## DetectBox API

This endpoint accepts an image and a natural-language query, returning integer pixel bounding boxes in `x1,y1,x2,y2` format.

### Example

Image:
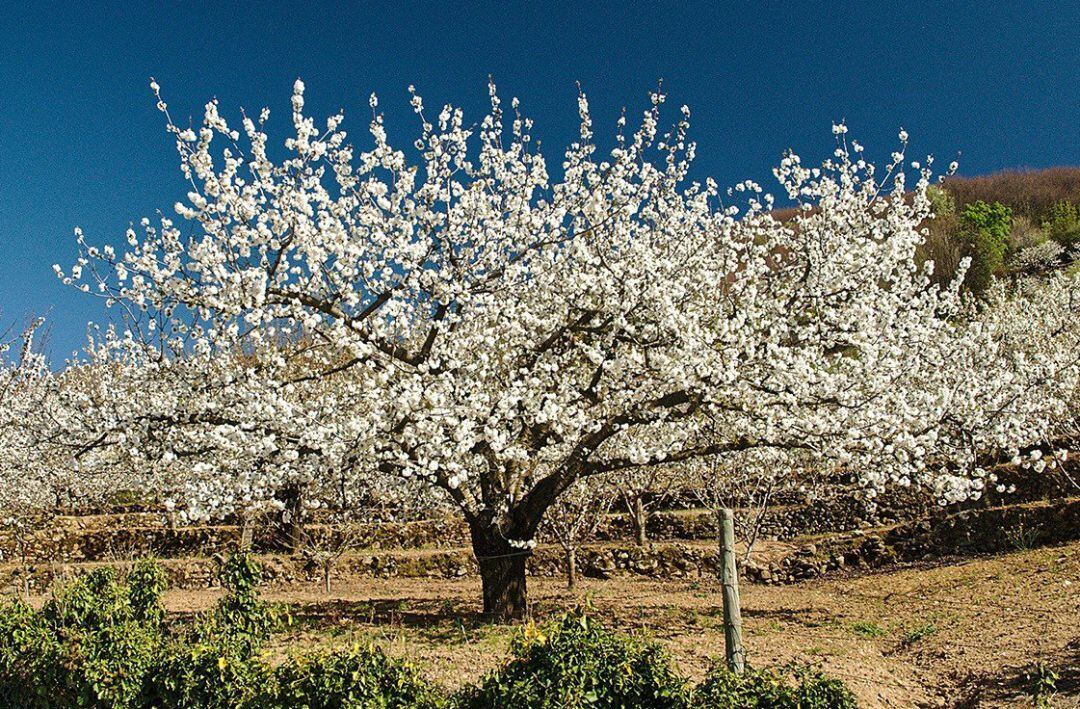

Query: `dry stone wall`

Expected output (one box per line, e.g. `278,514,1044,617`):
4,498,1075,594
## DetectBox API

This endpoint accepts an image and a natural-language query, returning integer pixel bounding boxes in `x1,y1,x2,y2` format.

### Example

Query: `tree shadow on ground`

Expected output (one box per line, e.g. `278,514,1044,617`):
954,638,1080,707
287,597,483,631
740,606,828,622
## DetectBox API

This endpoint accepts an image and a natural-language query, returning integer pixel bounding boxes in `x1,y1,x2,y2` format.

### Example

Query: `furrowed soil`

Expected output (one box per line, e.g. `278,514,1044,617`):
155,540,1079,708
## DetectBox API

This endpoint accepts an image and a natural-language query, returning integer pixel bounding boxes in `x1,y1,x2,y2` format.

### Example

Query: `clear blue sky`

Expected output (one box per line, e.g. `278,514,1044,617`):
2,1,1078,357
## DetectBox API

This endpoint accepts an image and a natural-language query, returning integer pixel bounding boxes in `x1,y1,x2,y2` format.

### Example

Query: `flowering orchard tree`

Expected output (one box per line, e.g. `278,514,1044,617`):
63,79,1077,618
614,464,682,547
59,326,395,546
963,273,1080,491
542,474,614,589
0,320,54,521
0,324,213,519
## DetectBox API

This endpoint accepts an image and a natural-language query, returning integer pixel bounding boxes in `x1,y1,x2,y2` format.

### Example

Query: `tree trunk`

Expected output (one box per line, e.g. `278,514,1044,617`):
566,546,578,589
238,514,254,551
277,483,306,554
470,523,529,621
16,538,30,601
633,496,648,546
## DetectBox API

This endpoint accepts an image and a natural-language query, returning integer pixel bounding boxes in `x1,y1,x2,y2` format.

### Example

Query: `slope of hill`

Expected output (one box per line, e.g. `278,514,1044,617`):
943,167,1080,221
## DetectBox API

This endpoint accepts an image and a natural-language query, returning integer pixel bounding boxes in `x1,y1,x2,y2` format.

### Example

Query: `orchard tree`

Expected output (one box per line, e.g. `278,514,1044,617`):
62,79,1078,619
614,464,681,547
542,474,614,589
691,450,791,565
0,319,54,588
60,327,392,551
956,272,1080,495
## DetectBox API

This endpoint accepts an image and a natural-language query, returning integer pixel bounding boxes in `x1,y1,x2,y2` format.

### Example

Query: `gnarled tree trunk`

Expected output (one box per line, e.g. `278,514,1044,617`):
469,522,529,621
276,483,307,554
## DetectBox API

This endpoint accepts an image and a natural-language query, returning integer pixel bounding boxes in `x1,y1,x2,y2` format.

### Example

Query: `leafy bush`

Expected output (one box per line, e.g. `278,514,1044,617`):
458,611,689,708
0,597,63,708
0,565,166,708
142,629,270,709
1042,201,1080,250
961,200,1013,246
693,666,794,707
959,200,1012,294
266,645,443,709
141,552,281,708
0,555,278,709
0,567,857,709
127,558,168,624
693,663,857,708
207,552,281,649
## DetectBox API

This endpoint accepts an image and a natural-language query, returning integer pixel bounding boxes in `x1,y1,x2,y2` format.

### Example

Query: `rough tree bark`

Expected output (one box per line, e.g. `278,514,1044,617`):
470,522,529,621
462,463,578,620
277,483,307,554
238,512,254,551
632,495,648,547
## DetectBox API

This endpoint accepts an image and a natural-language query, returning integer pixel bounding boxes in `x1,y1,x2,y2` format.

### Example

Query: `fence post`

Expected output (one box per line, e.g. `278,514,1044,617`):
720,508,745,672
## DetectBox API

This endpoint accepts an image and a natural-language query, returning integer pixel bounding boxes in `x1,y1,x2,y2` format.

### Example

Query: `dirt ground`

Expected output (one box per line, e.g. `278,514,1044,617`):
158,541,1080,708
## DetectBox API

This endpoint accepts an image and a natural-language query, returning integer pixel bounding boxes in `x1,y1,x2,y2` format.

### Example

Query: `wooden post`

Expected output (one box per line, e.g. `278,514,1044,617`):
720,508,745,672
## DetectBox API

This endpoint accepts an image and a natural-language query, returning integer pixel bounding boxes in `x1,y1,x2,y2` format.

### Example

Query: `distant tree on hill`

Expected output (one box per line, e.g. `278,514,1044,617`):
959,200,1013,294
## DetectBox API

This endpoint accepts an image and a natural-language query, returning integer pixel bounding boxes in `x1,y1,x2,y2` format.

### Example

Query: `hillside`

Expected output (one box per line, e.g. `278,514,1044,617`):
943,167,1080,221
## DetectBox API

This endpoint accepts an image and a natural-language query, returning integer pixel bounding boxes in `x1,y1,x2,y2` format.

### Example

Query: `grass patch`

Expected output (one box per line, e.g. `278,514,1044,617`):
902,622,937,645
850,621,887,639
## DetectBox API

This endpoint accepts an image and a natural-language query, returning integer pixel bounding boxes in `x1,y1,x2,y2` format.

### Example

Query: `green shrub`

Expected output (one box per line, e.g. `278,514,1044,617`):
128,558,168,625
42,566,165,707
142,629,270,709
0,565,858,709
42,566,131,630
790,666,858,708
693,665,795,707
0,598,62,708
0,565,166,709
693,663,857,708
208,552,282,650
458,611,689,709
0,555,279,709
141,553,279,708
266,645,443,709
1042,201,1080,250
